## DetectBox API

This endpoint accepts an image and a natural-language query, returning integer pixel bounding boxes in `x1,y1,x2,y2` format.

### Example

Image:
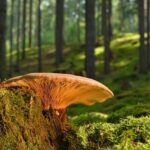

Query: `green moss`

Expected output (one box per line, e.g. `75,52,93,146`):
70,112,107,126
107,104,150,123
0,88,52,150
77,117,150,149
68,88,150,118
0,88,83,150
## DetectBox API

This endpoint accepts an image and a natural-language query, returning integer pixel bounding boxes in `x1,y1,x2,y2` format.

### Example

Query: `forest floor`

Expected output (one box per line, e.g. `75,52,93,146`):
9,33,150,149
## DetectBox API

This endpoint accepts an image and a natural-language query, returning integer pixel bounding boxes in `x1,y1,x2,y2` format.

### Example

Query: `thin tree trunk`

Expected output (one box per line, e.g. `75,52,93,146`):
35,4,39,47
138,0,148,73
76,2,81,43
147,0,150,68
119,0,125,32
101,0,105,36
108,0,112,36
0,0,7,80
102,0,110,74
9,0,15,77
22,0,27,60
96,0,101,37
77,16,81,43
37,0,42,72
55,0,64,67
85,0,95,79
16,0,21,72
108,0,113,60
29,0,33,48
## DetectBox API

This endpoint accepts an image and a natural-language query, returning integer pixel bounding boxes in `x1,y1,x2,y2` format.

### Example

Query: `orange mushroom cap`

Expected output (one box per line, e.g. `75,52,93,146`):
0,73,114,110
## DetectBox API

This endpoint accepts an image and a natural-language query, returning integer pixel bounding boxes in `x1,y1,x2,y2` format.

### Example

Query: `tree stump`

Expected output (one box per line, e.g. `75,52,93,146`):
0,88,83,150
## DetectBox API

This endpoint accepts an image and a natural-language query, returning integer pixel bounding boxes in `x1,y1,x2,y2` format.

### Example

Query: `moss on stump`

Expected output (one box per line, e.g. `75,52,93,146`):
0,88,83,150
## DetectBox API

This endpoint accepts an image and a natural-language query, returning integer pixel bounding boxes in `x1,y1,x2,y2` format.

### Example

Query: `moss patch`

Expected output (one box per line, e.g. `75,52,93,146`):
0,88,83,150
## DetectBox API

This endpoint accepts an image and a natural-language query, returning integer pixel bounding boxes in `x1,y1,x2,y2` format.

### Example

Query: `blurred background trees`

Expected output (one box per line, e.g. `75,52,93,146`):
85,0,95,78
0,0,150,80
0,0,7,80
55,0,64,67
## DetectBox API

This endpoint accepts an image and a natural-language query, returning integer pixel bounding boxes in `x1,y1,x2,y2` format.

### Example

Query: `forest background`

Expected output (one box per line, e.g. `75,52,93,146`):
0,0,150,149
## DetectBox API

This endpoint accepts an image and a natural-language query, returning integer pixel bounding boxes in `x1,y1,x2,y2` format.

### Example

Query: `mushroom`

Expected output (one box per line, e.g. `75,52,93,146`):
0,73,113,121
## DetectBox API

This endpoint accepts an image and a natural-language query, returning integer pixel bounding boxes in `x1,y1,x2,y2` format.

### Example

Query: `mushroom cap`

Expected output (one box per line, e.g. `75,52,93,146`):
1,73,114,109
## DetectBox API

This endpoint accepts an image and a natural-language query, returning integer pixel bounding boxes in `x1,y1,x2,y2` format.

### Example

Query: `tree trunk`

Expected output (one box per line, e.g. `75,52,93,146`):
85,0,95,79
16,0,21,72
37,0,42,72
96,0,101,37
102,0,110,74
55,0,64,67
147,0,150,68
0,0,7,80
108,0,112,37
76,2,81,43
22,0,27,60
34,1,39,47
9,0,15,77
107,0,113,60
138,0,148,73
29,0,33,48
0,88,83,150
119,0,125,32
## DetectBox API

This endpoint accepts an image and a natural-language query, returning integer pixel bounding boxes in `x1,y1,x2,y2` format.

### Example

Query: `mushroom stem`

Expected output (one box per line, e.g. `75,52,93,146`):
42,108,69,131
43,108,68,122
0,83,3,88
56,108,68,122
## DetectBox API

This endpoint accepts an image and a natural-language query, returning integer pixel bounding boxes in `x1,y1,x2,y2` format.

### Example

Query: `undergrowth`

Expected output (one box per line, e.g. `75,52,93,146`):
69,89,150,149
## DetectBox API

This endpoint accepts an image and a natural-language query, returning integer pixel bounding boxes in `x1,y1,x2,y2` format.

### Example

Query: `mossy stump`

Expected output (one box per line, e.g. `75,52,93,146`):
0,88,83,150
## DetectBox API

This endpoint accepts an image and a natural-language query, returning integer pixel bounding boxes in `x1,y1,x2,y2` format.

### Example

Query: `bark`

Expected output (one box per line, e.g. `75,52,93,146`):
138,0,148,73
34,3,39,47
108,0,113,60
96,0,101,37
85,0,95,79
16,0,21,72
101,0,105,36
102,0,110,74
9,0,15,77
147,0,150,68
119,0,125,32
37,0,42,72
76,2,81,43
29,0,33,48
22,0,27,60
0,0,7,80
108,0,112,37
55,0,64,67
